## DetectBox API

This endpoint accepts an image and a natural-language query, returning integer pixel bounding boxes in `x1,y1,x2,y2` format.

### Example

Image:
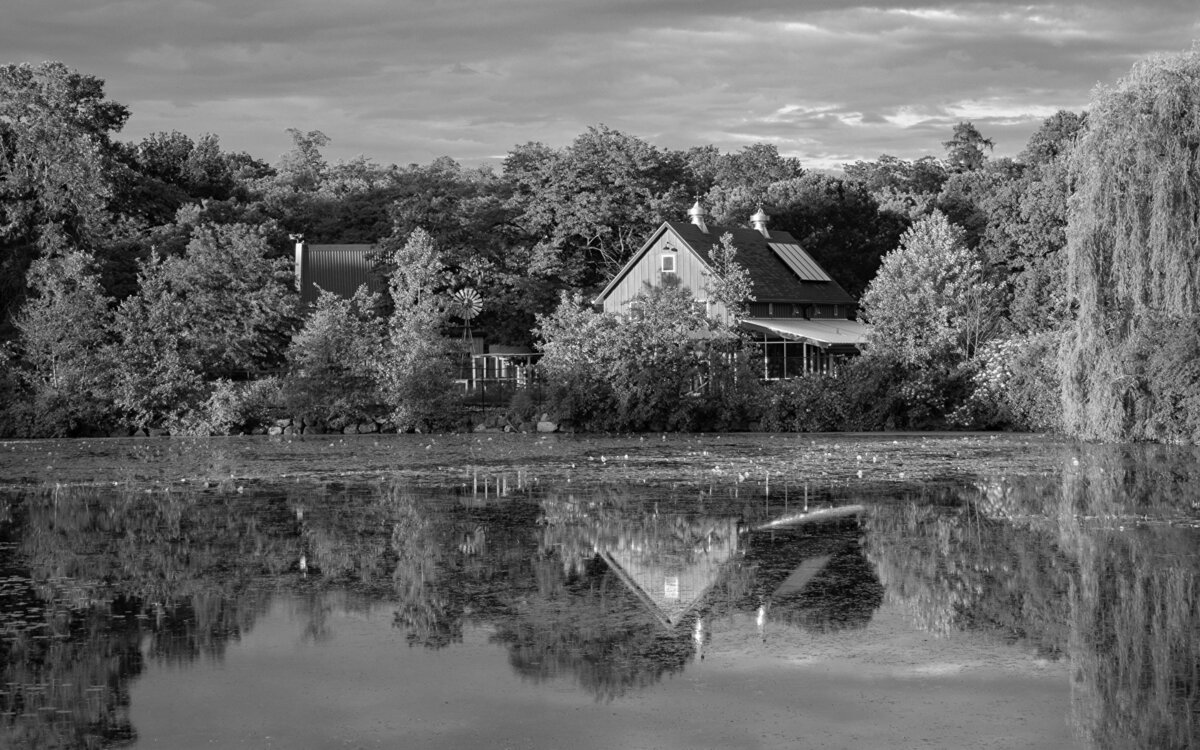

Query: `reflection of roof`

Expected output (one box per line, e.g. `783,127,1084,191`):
771,555,833,598
597,519,740,629
750,505,865,531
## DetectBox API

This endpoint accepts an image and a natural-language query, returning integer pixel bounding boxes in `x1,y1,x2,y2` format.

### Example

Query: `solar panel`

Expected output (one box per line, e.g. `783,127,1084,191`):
767,242,831,282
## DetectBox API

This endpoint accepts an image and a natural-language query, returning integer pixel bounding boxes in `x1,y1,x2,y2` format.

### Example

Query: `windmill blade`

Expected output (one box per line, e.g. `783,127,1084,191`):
454,288,483,320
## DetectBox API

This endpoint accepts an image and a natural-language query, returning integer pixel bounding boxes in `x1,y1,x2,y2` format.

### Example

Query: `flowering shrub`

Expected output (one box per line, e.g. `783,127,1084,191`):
954,333,1062,431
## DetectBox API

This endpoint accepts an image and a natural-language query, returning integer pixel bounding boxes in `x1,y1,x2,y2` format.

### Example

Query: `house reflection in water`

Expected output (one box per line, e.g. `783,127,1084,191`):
537,492,884,660
595,517,740,631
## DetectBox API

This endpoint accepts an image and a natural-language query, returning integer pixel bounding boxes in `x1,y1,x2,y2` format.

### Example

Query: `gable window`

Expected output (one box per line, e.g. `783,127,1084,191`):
661,254,676,274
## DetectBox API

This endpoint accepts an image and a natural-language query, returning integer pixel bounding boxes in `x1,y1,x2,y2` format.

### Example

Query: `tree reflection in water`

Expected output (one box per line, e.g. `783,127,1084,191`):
863,442,1200,750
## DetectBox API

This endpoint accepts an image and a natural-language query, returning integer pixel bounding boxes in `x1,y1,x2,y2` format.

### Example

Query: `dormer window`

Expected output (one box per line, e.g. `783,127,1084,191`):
661,254,676,274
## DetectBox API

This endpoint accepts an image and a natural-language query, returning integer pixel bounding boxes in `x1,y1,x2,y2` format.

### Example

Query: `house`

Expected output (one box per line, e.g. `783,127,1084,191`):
594,202,868,377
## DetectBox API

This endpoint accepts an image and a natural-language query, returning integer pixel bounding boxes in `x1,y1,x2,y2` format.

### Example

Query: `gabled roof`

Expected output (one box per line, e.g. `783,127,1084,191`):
596,221,856,306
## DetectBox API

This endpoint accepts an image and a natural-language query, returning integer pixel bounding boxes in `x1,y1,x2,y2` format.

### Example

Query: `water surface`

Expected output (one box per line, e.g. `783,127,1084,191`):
0,433,1196,749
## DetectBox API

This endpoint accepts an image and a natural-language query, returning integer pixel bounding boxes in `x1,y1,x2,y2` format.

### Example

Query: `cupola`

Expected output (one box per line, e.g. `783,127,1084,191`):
688,200,708,233
750,205,770,237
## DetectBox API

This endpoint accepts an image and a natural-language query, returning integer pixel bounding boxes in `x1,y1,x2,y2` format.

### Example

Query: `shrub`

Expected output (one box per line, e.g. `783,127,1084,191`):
960,333,1063,431
535,287,762,432
171,378,284,436
761,375,849,432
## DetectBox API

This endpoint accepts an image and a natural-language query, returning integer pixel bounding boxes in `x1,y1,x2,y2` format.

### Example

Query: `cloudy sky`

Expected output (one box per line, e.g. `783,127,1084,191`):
6,1,1198,171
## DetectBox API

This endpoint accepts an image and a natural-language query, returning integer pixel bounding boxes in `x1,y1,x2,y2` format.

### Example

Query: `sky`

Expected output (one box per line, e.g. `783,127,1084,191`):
5,0,1199,172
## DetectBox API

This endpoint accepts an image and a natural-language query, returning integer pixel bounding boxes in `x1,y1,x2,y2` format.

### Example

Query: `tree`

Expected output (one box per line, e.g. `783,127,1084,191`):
284,286,385,424
274,128,329,193
13,244,114,434
704,232,755,324
685,143,803,194
110,223,298,428
376,227,460,430
0,61,129,326
1063,47,1200,441
504,126,691,287
383,157,546,345
844,154,948,197
861,211,997,366
943,121,993,172
978,159,1071,334
1020,110,1086,166
536,285,713,431
708,174,906,299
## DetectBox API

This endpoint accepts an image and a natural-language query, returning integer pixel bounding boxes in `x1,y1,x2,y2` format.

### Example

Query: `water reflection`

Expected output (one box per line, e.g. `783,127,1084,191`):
865,443,1200,750
0,441,1197,747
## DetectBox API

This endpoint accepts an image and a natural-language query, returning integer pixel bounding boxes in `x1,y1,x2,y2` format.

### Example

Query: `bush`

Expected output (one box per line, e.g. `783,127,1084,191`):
535,288,765,432
960,333,1063,431
761,375,849,432
171,378,283,436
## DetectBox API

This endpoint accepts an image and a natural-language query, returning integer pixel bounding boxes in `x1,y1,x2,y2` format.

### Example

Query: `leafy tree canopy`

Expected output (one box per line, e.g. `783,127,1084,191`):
861,211,998,366
504,125,692,288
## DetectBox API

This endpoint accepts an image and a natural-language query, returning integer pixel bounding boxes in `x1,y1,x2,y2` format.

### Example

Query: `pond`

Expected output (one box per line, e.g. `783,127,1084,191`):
0,433,1198,749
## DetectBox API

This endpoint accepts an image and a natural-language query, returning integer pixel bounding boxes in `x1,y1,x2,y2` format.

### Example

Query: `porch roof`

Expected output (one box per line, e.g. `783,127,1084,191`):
739,318,868,349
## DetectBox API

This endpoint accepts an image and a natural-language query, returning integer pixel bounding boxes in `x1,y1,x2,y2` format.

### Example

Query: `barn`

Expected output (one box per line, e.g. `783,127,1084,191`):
594,202,867,377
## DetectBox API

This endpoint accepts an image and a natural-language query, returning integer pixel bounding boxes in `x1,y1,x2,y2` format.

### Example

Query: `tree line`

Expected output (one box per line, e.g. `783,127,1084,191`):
2,48,1198,440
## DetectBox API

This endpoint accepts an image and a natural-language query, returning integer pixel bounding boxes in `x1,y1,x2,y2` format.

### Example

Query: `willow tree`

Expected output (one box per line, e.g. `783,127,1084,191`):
1064,47,1200,441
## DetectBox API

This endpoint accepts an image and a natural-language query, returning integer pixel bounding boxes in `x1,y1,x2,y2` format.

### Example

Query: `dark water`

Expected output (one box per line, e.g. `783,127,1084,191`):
0,434,1197,749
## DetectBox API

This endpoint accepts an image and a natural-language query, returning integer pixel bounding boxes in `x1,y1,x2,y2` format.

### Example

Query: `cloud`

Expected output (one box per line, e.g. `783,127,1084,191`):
3,0,1198,169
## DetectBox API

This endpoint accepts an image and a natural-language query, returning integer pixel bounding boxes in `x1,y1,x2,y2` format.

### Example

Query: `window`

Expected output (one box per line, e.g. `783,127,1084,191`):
661,254,676,274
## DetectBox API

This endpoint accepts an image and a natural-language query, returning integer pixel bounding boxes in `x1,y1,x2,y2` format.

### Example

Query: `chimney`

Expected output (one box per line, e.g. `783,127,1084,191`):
750,205,770,237
688,200,708,233
291,234,306,293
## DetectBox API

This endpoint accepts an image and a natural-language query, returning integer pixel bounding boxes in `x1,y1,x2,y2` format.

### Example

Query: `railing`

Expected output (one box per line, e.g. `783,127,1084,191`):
455,353,542,410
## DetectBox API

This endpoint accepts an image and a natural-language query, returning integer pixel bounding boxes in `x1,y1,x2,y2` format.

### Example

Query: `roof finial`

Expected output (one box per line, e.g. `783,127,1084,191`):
750,204,770,238
688,198,708,233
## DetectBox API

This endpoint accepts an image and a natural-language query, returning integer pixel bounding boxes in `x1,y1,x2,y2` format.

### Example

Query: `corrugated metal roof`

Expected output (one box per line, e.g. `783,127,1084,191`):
299,244,387,305
740,318,868,348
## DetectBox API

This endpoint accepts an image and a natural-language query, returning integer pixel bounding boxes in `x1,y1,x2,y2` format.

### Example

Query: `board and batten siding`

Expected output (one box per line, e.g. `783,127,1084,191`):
599,229,731,322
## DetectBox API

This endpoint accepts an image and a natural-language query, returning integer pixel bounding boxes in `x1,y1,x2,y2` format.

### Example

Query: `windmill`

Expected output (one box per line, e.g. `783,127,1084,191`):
452,287,483,345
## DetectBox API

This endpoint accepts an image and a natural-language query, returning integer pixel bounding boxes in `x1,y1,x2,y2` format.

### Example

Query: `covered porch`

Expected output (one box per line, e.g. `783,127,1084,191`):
739,318,867,379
